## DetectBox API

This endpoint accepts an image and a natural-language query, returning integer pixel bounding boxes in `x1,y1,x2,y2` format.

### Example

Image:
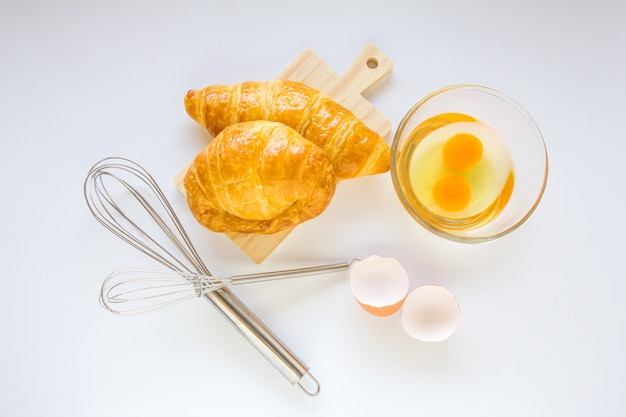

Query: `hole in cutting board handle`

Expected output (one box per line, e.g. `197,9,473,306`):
366,57,379,69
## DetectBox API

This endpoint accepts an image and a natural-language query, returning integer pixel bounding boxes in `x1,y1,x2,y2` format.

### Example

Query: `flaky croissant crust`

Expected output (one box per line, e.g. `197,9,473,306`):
184,120,336,234
185,80,390,179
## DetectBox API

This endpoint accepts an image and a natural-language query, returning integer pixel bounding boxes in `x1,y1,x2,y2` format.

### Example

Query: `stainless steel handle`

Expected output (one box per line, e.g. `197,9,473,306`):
230,260,354,285
203,287,320,395
211,259,353,395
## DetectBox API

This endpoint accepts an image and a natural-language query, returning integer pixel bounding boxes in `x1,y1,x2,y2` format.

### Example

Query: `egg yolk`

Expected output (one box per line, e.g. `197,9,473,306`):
442,133,483,172
433,174,472,212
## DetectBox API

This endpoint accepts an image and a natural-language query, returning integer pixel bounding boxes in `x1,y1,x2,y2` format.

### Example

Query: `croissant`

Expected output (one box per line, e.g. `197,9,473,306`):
184,120,336,234
184,80,390,179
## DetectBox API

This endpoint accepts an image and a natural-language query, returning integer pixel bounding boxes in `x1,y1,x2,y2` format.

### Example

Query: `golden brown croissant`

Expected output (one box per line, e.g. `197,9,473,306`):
184,80,390,179
184,120,336,234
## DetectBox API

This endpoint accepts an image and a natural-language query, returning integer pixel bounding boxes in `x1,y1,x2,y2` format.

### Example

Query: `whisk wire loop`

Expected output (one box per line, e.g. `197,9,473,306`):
99,268,226,315
84,158,208,275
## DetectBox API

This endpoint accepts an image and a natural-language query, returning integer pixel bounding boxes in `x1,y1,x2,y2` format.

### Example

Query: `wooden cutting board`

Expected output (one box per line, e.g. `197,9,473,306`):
175,43,393,263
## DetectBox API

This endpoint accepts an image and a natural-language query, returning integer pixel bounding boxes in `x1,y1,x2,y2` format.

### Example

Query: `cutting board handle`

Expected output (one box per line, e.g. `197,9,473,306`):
337,43,393,95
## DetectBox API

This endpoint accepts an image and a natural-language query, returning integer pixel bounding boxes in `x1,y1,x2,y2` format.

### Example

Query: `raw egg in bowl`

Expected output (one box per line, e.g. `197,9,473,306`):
391,85,548,243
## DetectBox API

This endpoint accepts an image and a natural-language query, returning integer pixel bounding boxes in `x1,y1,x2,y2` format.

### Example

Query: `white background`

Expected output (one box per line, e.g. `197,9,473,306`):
1,0,625,416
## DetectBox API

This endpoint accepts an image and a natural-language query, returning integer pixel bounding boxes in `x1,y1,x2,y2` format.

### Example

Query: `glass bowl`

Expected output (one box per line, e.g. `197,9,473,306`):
391,85,548,243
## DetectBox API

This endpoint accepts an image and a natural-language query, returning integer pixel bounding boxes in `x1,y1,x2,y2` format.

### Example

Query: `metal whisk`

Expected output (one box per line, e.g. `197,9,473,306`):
101,261,353,316
84,156,335,396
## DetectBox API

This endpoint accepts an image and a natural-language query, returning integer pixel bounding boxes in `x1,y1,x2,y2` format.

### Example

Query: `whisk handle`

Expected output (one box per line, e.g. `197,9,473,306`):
204,287,320,395
229,260,355,286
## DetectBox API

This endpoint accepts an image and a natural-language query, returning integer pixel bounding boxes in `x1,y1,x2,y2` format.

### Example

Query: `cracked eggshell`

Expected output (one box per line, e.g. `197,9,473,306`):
349,255,410,316
401,285,461,341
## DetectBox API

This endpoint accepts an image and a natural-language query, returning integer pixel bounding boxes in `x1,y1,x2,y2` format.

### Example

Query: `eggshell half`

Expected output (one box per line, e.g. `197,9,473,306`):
349,255,410,316
401,285,461,341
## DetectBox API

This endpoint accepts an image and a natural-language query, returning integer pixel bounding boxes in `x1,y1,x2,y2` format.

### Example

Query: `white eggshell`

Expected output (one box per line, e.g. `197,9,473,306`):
349,255,410,316
401,285,461,341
